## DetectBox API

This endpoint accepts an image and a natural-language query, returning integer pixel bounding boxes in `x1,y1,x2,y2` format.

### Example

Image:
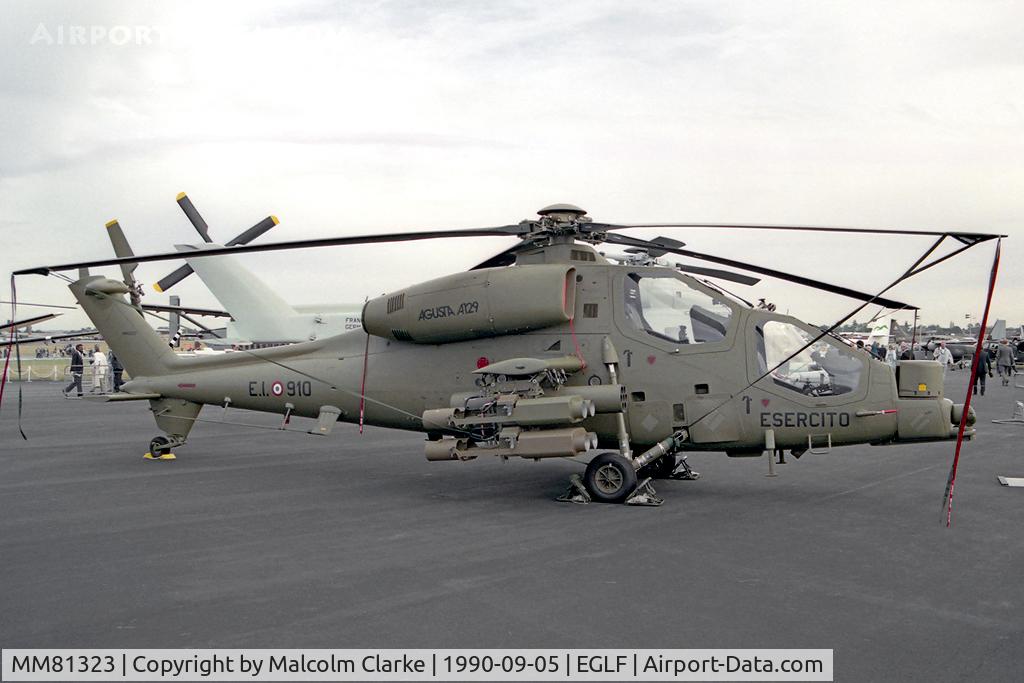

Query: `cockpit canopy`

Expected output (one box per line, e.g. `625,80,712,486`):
623,272,733,345
755,320,865,397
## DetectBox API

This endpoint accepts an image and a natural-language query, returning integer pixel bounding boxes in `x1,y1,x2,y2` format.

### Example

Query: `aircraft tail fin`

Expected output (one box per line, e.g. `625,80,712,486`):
177,244,299,341
69,276,179,378
988,319,1006,340
866,317,892,347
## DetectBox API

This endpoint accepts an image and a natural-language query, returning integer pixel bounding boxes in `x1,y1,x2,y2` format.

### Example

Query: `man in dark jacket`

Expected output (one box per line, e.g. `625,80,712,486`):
63,343,85,398
109,350,124,392
974,346,992,396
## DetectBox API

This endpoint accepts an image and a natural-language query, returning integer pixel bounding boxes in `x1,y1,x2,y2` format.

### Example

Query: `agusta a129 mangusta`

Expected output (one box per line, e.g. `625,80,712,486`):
13,202,1001,504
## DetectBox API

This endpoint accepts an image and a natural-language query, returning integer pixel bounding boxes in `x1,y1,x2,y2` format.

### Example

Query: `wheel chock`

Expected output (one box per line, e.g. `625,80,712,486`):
625,478,663,506
555,473,591,504
668,461,701,480
143,452,177,460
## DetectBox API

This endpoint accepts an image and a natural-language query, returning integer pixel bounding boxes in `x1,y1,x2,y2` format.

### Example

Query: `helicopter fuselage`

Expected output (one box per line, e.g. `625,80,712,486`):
105,251,967,458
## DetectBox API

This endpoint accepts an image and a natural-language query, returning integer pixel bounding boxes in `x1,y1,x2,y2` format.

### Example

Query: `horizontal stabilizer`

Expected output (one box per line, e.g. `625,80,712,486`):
85,392,163,402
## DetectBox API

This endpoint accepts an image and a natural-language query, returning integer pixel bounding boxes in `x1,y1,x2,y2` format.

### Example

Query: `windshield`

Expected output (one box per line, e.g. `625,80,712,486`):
624,273,733,344
755,320,864,396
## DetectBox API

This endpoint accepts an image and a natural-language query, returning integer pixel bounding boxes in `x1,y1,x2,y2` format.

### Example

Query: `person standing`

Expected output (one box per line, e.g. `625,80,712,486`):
974,346,992,395
996,339,1015,386
63,343,85,398
933,342,954,377
109,350,124,392
90,344,109,393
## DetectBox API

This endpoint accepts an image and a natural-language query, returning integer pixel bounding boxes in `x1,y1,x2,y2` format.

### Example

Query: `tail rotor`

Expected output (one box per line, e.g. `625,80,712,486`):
104,219,143,307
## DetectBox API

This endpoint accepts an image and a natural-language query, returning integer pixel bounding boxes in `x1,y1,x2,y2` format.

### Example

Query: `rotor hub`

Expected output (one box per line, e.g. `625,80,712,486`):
537,203,587,222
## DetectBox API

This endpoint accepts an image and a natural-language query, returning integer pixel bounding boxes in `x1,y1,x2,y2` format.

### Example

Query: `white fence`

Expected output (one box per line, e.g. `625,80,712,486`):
3,363,69,382
3,362,125,393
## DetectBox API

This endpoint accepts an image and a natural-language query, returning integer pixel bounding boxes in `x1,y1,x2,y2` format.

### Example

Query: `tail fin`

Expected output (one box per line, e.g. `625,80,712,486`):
866,318,892,347
177,243,300,341
988,318,1006,340
69,276,178,378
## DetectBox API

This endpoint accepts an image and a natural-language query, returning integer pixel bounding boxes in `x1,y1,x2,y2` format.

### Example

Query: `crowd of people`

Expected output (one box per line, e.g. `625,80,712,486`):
61,343,124,398
856,337,1019,388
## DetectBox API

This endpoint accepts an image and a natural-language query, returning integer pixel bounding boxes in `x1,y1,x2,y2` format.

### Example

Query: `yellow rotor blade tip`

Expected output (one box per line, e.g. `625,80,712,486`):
105,219,118,228
271,215,280,225
153,283,163,293
175,192,187,201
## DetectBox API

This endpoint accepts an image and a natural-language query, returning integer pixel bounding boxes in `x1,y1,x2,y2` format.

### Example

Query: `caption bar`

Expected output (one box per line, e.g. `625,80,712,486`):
2,649,831,681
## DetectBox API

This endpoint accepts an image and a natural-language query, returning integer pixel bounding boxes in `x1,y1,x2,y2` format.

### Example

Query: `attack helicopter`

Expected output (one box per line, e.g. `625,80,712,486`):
10,203,1003,504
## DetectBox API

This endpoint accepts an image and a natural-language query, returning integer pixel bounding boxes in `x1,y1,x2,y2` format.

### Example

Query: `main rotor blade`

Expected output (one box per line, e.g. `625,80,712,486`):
153,215,280,292
1,329,97,347
674,264,760,286
17,225,528,276
141,303,232,318
0,300,78,310
471,237,760,286
602,232,917,310
589,221,1006,241
1,313,61,331
470,239,539,270
176,192,212,242
639,235,686,257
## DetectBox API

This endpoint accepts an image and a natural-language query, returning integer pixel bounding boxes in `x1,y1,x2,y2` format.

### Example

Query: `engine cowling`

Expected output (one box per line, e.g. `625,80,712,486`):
362,265,577,344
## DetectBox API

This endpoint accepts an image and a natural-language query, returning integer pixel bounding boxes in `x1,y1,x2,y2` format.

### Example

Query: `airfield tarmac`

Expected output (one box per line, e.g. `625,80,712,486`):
1,372,1022,682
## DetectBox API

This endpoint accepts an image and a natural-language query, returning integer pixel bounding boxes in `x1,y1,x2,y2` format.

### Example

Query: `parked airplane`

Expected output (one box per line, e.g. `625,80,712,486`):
839,317,896,349
925,319,1008,363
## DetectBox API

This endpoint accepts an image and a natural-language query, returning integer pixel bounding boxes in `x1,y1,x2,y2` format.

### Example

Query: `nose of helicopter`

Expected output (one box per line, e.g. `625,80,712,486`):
891,397,976,442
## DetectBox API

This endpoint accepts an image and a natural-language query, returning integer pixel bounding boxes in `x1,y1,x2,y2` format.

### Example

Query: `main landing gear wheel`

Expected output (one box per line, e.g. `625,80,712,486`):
584,452,638,504
146,435,177,461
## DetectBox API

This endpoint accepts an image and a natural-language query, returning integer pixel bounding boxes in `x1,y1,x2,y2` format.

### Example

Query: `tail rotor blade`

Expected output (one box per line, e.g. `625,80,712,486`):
175,192,212,242
104,219,138,284
105,219,143,305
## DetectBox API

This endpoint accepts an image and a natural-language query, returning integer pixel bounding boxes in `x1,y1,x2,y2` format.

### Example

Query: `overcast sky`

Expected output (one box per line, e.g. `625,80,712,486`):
2,0,1021,331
